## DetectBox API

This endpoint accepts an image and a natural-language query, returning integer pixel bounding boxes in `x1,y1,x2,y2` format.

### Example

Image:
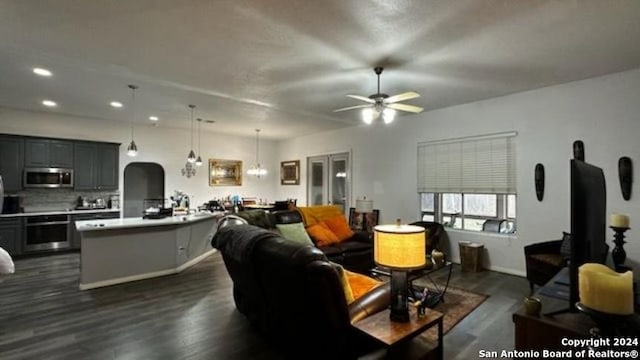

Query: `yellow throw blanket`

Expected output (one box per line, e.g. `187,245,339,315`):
296,205,344,227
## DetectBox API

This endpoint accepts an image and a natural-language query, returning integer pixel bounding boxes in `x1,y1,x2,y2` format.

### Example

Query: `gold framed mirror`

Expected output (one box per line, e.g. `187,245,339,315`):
209,159,242,186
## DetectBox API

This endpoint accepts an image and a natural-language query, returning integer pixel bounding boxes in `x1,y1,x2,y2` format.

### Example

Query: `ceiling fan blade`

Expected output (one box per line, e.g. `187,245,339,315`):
386,103,424,113
333,104,371,112
346,94,375,103
385,91,420,104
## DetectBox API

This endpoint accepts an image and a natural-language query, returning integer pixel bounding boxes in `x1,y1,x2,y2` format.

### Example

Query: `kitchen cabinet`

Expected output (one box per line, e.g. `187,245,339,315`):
71,211,120,249
25,139,73,168
74,143,119,190
0,218,22,255
0,136,24,192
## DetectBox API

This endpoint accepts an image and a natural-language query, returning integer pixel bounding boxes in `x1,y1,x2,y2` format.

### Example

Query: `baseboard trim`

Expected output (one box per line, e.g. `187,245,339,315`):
448,260,526,278
485,265,526,277
176,248,217,272
80,248,218,290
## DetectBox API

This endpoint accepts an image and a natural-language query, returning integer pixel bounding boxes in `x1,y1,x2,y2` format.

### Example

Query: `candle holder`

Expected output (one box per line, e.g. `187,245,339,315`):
576,302,632,338
610,226,631,272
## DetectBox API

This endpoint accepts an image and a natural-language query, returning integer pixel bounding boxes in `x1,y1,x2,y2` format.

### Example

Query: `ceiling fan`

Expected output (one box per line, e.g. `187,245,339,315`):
334,66,424,124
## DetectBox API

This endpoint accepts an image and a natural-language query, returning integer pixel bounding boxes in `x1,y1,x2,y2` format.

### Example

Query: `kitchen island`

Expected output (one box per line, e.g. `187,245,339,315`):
75,212,223,290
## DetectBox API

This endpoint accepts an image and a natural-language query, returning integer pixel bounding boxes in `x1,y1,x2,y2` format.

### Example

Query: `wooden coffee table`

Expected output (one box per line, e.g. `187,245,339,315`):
353,308,444,359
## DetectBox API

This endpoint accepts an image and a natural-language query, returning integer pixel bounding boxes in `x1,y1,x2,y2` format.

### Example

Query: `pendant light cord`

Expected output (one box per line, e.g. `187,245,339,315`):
189,106,194,149
256,129,260,165
129,85,138,141
198,118,201,154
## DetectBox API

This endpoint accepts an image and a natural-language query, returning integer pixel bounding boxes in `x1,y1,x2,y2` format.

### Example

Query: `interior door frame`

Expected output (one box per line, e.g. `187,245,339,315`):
306,150,351,213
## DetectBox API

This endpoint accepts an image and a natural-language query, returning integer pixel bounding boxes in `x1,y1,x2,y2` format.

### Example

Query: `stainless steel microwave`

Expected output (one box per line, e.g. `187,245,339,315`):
23,168,74,188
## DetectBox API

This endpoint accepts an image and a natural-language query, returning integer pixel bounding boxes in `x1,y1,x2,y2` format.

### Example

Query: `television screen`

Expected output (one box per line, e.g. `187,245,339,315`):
569,159,607,310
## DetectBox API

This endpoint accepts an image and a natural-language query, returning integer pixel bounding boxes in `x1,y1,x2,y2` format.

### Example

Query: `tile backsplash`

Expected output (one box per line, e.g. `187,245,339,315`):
12,188,119,212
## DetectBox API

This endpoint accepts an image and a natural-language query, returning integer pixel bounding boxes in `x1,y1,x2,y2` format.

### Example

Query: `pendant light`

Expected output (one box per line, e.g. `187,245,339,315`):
247,129,267,178
195,117,203,167
126,84,139,157
186,104,196,163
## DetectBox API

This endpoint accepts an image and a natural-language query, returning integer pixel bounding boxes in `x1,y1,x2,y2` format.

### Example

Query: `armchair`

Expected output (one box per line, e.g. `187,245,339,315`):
524,239,566,294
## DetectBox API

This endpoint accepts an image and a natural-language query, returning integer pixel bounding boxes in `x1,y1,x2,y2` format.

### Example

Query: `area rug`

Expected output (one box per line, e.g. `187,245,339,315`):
417,285,488,342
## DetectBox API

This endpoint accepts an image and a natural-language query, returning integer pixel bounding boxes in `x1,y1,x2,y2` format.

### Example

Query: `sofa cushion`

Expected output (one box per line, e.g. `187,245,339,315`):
332,262,355,304
297,205,343,227
276,223,314,246
334,241,372,253
323,215,355,242
306,222,340,246
345,270,382,300
236,210,271,229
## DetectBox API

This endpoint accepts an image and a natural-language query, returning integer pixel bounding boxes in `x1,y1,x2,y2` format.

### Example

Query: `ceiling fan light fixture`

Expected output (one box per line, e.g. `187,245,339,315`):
382,108,396,124
362,108,375,125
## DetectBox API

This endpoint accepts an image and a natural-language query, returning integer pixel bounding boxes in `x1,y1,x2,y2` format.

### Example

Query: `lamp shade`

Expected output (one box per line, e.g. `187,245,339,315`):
374,224,425,270
355,198,373,213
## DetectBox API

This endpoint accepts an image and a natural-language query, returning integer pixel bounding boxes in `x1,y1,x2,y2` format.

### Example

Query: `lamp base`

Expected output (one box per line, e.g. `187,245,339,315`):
389,270,410,323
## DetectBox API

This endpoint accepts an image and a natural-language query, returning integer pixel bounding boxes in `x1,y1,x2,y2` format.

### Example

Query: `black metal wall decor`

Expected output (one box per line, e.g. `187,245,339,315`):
535,163,545,201
618,156,632,201
573,140,584,161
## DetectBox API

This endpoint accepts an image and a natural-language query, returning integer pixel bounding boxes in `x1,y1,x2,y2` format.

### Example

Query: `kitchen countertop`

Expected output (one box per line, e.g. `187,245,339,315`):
0,208,121,218
75,212,223,232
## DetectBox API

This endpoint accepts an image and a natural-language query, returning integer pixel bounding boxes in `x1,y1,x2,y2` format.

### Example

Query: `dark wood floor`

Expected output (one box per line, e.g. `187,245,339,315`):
0,252,529,359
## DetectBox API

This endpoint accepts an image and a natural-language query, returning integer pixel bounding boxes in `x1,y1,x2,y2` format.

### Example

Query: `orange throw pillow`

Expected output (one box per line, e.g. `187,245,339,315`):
345,270,382,300
323,215,354,243
306,222,340,246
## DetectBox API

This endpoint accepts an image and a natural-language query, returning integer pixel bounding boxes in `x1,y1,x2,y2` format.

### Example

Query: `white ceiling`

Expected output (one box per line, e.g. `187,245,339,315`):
0,0,639,140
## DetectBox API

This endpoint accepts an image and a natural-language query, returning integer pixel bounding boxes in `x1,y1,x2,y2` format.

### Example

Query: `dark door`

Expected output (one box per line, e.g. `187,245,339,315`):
24,139,50,167
0,136,24,192
96,144,119,190
74,142,97,190
49,140,74,168
0,218,22,255
124,163,165,218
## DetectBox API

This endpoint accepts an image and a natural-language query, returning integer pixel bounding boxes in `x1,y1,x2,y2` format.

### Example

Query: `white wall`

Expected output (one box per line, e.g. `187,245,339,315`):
0,108,280,208
276,68,640,277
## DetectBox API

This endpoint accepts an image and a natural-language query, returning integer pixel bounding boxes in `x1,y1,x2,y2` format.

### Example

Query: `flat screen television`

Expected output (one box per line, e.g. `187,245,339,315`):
567,159,608,312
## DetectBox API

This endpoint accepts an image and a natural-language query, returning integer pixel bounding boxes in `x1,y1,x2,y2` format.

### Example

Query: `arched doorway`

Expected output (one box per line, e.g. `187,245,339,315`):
123,162,165,218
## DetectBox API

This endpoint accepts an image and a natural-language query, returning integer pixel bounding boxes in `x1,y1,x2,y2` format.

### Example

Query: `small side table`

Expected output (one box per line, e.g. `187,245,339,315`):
353,308,444,359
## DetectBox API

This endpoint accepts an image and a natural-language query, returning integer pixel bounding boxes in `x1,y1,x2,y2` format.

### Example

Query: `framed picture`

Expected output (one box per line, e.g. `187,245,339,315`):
280,160,300,185
209,159,242,186
348,207,380,233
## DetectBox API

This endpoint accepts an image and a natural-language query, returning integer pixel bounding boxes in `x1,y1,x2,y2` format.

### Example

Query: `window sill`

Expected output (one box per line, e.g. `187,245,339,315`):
444,227,518,240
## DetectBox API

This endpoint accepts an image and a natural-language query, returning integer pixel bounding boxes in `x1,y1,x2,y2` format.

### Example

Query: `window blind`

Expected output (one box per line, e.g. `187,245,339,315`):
417,132,516,194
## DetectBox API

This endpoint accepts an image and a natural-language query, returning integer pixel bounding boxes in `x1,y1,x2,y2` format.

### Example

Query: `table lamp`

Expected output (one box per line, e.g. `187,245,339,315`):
374,220,426,322
355,197,374,232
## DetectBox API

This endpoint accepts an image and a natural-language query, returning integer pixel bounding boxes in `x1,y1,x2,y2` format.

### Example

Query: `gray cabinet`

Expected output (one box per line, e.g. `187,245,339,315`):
25,139,73,168
0,217,22,255
71,211,120,248
0,136,24,192
74,143,119,190
50,140,74,167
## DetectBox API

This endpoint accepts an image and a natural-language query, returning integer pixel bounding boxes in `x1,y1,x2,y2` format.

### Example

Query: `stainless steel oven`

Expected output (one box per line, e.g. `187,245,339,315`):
24,214,70,252
23,168,74,188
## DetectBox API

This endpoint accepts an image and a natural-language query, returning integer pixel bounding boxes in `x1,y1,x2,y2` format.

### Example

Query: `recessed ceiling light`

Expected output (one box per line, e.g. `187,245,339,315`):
110,101,123,108
33,68,52,77
149,116,159,121
42,100,57,107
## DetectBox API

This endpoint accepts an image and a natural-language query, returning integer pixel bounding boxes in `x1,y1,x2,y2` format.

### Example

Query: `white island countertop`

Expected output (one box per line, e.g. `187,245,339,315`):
76,212,224,232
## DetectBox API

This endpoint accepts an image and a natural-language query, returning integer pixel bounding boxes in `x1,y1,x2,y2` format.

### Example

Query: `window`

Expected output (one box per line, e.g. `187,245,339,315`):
417,132,517,234
421,193,516,233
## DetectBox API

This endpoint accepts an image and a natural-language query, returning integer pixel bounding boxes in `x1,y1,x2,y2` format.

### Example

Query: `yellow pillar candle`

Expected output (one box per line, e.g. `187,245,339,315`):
579,263,634,315
609,213,630,228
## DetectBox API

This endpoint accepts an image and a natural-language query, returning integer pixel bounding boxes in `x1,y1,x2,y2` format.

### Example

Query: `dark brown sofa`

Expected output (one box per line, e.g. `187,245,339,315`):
212,219,390,359
271,209,375,273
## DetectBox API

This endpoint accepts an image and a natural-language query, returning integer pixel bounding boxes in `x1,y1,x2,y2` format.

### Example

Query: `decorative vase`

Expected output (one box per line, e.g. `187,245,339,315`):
431,249,445,268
